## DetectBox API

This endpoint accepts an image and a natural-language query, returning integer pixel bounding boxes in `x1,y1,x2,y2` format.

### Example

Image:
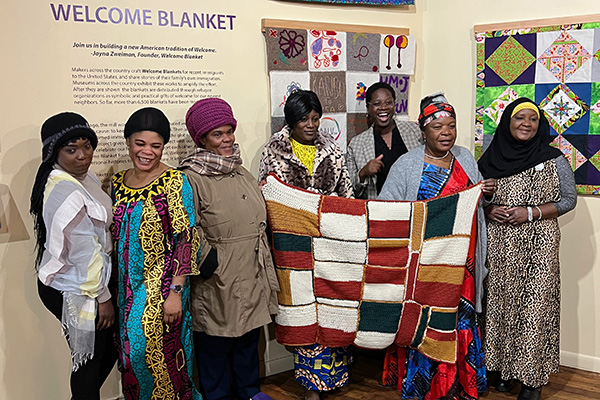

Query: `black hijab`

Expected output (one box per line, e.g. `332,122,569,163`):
478,97,562,179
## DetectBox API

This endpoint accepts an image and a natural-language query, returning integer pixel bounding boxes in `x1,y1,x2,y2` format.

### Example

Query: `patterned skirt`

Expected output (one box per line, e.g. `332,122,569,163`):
294,344,352,391
382,299,487,399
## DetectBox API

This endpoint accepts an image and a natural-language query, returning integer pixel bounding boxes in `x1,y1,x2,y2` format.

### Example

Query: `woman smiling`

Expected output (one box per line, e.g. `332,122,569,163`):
346,82,422,199
258,90,353,400
180,98,278,400
112,107,202,399
478,98,576,400
378,93,495,399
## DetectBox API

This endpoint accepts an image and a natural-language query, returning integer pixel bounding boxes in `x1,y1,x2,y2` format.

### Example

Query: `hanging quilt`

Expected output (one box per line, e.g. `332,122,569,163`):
475,21,600,194
261,174,482,364
292,0,414,4
264,23,415,150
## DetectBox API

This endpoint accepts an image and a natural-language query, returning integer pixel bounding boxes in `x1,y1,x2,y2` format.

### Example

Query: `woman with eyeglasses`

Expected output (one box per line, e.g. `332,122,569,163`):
346,82,423,199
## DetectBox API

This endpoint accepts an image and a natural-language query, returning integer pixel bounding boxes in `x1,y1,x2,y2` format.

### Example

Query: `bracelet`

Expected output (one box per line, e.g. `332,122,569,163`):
535,205,543,220
527,206,533,222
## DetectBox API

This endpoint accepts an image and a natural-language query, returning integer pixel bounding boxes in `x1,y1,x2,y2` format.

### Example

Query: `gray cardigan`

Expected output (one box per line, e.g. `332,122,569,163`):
378,145,488,313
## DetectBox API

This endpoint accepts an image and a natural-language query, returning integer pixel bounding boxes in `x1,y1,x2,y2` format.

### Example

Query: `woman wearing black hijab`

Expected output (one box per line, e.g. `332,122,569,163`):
478,98,576,400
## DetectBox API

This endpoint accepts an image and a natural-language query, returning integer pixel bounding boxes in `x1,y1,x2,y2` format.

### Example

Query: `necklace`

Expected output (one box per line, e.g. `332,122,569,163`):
425,150,450,160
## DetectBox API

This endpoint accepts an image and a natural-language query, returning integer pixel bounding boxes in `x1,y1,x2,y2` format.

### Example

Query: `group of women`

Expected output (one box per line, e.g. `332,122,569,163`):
31,101,277,400
31,82,575,400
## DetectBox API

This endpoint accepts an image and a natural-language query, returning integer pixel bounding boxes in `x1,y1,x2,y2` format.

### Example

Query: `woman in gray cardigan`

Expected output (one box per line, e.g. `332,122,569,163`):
378,93,496,399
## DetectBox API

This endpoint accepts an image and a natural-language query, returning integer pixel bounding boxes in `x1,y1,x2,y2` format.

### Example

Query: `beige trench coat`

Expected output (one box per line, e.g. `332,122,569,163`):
184,167,279,337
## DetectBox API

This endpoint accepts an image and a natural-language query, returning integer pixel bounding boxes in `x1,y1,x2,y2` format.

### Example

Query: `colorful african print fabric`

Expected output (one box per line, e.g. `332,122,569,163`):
112,169,202,400
417,159,470,200
382,159,487,399
294,344,351,391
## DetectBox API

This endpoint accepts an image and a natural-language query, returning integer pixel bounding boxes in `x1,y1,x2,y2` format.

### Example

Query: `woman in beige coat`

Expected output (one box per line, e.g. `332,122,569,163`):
179,98,279,400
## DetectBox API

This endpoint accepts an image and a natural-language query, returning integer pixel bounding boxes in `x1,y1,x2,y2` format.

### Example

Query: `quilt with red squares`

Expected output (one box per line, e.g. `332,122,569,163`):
261,174,481,363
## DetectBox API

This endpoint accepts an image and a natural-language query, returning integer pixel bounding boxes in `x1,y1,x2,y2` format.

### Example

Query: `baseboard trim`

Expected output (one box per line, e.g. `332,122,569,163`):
561,350,600,373
262,354,294,377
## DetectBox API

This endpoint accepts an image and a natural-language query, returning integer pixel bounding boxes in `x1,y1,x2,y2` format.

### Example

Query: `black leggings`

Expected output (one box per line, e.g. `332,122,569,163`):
38,281,118,400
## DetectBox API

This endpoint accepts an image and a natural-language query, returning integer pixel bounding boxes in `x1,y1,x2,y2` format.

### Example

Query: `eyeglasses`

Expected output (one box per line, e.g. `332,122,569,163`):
368,100,395,108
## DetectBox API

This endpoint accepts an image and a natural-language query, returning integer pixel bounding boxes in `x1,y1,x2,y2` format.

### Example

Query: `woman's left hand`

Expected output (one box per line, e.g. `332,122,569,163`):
481,178,497,196
505,206,528,226
163,293,182,324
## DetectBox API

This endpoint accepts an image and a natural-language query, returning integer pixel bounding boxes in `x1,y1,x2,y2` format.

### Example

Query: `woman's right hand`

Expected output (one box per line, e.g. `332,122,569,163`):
97,299,115,330
485,204,509,224
359,155,384,182
163,292,183,324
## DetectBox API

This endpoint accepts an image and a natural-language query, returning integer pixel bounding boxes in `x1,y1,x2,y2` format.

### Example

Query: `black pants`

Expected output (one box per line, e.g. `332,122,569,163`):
194,328,261,400
38,281,118,400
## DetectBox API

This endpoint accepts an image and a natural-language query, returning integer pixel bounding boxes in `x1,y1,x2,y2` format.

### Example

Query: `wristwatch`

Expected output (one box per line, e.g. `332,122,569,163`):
169,284,183,294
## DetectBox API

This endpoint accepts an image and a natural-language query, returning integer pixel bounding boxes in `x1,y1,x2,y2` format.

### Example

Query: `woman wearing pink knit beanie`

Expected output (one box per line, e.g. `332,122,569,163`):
179,98,279,400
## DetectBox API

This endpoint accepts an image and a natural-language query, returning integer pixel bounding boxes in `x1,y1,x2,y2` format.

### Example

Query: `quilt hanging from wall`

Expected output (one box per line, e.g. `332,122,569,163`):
261,174,482,363
263,22,415,150
475,21,600,194
294,0,414,5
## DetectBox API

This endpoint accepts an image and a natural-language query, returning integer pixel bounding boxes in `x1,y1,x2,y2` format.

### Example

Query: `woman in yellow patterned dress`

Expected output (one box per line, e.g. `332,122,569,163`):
112,107,202,400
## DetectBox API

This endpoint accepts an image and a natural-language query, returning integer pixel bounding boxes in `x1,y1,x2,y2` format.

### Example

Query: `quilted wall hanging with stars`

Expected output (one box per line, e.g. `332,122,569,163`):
263,19,415,150
475,18,600,195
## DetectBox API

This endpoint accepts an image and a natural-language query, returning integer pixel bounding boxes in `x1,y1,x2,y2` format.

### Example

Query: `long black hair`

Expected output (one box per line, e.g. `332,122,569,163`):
30,162,54,268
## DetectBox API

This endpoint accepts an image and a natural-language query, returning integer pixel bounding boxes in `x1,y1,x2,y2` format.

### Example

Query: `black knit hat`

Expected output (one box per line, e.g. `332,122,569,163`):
124,107,170,144
41,112,98,162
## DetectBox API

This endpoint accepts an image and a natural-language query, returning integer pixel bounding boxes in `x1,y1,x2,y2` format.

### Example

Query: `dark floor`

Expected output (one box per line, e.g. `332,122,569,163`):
260,350,600,399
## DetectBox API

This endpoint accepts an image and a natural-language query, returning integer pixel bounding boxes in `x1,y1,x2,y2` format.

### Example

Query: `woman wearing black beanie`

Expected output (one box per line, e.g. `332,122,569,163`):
30,112,117,400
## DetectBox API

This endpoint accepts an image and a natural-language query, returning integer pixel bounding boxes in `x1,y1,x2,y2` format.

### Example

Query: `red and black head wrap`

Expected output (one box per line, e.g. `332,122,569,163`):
418,92,456,129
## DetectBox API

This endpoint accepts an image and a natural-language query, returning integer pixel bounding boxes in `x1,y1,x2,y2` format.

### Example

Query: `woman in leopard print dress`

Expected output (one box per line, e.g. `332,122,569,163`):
478,98,577,400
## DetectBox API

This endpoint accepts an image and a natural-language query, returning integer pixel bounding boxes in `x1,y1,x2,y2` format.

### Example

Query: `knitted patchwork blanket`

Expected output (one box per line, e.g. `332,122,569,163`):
262,174,482,364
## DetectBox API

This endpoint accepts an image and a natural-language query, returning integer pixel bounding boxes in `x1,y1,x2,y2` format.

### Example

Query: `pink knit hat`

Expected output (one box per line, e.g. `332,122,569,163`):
185,98,237,146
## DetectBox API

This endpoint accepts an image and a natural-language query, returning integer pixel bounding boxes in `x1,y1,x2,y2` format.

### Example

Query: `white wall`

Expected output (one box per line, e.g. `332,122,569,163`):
420,1,600,372
0,1,423,399
2,1,599,399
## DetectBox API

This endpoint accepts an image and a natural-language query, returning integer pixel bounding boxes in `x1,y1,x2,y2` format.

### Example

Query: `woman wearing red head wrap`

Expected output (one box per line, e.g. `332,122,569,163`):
378,92,496,400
